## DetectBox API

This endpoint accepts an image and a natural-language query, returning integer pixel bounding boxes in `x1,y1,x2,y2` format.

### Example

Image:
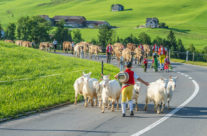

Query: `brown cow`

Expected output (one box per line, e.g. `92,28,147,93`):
134,47,144,64
112,43,124,62
89,45,102,59
143,44,151,57
22,41,32,48
127,43,136,51
63,41,72,53
4,40,14,43
75,42,90,57
39,42,53,51
15,40,23,46
122,48,132,63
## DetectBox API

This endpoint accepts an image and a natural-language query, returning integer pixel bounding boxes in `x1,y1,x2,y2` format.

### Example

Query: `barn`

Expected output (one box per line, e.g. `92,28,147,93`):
53,16,87,28
86,21,110,28
146,18,159,28
111,4,124,11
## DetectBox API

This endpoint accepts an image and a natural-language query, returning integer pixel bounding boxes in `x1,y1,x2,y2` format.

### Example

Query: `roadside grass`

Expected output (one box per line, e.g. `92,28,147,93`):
170,58,207,67
0,0,207,49
0,41,119,119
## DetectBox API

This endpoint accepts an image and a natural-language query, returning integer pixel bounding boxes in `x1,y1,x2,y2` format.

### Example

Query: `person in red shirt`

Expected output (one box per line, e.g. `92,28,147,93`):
143,55,148,72
164,56,170,72
152,44,159,53
115,62,149,117
106,44,113,63
138,44,144,51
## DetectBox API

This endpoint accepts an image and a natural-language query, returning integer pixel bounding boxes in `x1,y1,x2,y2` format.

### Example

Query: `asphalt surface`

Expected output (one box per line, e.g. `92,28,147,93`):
0,53,206,136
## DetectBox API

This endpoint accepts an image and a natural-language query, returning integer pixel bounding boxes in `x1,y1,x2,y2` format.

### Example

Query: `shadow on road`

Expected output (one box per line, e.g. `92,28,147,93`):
0,128,127,134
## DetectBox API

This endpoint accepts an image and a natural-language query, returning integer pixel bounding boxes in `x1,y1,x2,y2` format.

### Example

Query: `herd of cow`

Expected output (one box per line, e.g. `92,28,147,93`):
4,39,151,64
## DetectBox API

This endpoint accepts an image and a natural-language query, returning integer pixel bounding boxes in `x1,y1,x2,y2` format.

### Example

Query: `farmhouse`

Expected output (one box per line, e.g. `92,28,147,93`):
146,18,159,28
53,16,87,28
111,4,124,11
86,21,110,28
39,15,111,28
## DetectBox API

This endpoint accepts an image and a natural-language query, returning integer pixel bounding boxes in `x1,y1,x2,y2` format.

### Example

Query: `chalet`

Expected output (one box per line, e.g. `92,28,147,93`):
53,16,86,28
86,21,110,28
146,18,159,28
111,4,124,11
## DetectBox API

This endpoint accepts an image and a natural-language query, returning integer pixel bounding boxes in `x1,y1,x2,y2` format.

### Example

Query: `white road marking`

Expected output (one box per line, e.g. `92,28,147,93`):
131,78,199,136
189,77,192,80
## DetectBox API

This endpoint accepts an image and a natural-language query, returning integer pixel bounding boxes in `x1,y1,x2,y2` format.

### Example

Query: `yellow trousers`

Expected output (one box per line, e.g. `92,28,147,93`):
159,55,166,64
122,85,134,103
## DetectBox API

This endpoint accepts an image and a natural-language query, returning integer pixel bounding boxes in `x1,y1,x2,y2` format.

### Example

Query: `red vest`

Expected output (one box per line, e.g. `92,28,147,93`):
153,44,158,52
106,46,113,53
138,44,144,50
125,69,135,85
144,58,148,64
158,47,166,55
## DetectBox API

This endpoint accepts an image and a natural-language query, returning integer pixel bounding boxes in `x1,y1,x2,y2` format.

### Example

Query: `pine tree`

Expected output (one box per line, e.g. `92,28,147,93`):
72,29,83,44
167,30,177,50
177,39,186,59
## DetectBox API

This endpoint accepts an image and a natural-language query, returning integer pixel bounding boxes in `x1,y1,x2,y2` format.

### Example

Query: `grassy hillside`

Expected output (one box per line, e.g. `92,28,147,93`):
0,41,119,119
0,0,207,49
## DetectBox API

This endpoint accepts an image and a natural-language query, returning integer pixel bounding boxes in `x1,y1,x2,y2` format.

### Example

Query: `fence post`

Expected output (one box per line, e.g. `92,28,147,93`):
101,60,104,74
169,49,171,61
193,52,195,61
186,51,189,62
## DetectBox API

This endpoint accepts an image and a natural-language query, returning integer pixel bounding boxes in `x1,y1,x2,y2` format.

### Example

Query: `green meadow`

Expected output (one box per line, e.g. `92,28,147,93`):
0,41,119,119
0,0,207,49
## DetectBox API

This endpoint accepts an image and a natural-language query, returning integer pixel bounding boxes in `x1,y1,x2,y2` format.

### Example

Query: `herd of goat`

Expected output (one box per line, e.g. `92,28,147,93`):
74,72,177,114
4,39,151,64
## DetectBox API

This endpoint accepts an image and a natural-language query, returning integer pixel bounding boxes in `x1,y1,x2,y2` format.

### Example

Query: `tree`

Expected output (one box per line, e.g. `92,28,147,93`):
167,30,177,50
138,32,151,45
17,16,51,43
188,44,195,53
5,23,16,40
73,29,83,44
153,36,163,45
53,20,72,44
98,25,113,48
177,39,186,59
16,16,31,40
0,24,2,39
29,16,51,43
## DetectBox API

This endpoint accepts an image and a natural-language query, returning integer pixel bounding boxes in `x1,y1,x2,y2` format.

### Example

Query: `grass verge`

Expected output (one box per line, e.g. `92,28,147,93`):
0,41,119,120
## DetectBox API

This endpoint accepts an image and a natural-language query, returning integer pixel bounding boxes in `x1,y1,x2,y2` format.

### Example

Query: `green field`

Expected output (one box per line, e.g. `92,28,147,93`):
0,41,119,120
0,0,207,49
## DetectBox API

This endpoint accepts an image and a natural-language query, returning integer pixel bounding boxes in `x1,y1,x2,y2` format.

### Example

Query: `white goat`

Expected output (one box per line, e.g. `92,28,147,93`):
94,75,110,108
82,72,98,107
74,76,84,105
101,79,121,113
132,82,141,111
166,76,177,109
144,78,168,114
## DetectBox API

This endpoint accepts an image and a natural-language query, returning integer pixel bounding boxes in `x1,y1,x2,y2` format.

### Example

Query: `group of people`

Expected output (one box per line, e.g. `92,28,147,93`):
151,44,170,72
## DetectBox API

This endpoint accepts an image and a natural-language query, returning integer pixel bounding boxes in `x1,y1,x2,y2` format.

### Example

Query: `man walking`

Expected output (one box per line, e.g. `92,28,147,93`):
106,44,113,63
53,39,58,53
71,41,75,55
115,62,149,117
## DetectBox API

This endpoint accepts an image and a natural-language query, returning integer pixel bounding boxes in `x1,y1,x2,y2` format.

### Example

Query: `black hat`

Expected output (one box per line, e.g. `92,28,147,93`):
127,62,132,68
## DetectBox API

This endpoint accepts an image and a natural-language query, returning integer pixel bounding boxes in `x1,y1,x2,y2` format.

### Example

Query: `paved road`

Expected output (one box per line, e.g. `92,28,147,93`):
0,54,206,136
